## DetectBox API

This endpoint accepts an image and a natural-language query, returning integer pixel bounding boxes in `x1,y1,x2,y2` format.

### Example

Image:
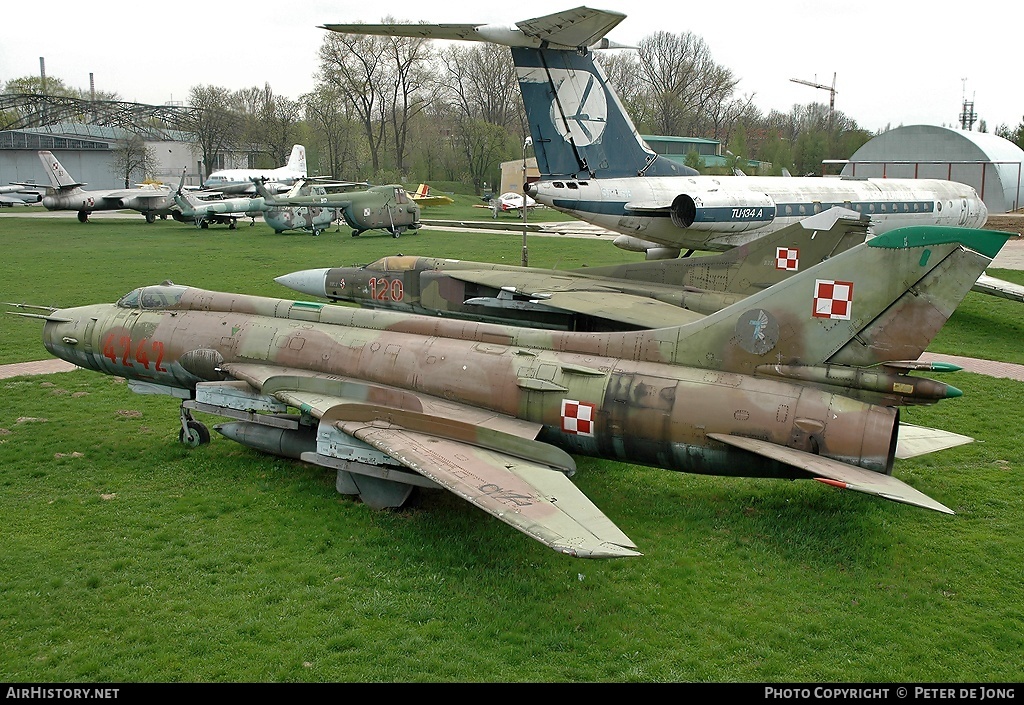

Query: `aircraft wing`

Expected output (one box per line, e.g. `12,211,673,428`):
526,291,705,328
446,269,705,328
412,194,455,207
221,362,640,558
707,433,954,514
972,273,1024,303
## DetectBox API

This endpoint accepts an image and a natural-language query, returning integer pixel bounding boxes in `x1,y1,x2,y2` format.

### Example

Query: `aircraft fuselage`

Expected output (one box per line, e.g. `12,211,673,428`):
529,175,988,252
41,285,904,484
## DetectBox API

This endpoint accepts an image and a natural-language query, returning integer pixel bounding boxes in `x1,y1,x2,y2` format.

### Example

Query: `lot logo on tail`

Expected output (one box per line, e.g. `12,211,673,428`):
520,66,609,146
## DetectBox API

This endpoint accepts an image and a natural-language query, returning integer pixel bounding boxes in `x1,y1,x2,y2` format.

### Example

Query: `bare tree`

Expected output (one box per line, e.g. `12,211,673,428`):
634,31,739,139
384,34,433,175
318,32,390,173
111,134,159,187
184,85,244,179
303,85,363,179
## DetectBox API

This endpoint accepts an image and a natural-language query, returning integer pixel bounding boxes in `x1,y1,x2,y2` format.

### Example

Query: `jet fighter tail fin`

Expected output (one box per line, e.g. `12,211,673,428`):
37,151,83,191
666,226,1016,372
511,47,696,180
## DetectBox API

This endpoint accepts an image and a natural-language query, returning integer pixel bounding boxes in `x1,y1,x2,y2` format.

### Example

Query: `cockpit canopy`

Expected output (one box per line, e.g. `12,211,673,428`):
117,284,189,310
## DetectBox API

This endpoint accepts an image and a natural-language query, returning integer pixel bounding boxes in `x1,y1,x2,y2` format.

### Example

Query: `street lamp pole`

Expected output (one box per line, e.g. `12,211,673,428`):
522,136,532,267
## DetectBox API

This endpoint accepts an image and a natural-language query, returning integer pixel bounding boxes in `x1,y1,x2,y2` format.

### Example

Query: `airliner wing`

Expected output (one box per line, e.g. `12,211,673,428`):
707,433,954,514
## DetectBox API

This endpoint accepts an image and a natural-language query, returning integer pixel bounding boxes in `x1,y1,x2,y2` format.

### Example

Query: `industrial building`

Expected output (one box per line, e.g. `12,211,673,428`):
836,125,1023,214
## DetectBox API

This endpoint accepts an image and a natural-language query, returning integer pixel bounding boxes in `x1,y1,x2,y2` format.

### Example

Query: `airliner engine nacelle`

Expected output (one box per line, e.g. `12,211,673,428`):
670,191,777,233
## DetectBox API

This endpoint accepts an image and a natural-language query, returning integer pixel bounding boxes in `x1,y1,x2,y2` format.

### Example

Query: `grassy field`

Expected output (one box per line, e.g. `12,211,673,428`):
0,211,1022,683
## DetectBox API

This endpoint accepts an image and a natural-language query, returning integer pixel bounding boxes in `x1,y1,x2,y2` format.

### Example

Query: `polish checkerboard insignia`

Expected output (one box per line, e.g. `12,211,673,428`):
813,279,854,320
560,399,596,436
776,247,799,271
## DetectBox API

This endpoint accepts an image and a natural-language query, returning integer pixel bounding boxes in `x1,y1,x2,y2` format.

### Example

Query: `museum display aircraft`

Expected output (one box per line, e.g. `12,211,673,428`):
10,224,1014,557
490,191,538,217
171,171,341,235
274,206,870,330
33,150,176,223
0,184,42,206
203,145,307,195
321,7,988,260
252,179,422,237
412,184,454,207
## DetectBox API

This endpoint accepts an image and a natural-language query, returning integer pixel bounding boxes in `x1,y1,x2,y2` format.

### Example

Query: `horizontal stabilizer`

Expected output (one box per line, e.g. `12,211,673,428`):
895,423,974,459
973,273,1024,303
708,433,954,514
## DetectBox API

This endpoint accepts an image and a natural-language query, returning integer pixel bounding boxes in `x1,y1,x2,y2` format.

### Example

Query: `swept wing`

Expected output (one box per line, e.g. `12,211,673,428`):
221,362,640,558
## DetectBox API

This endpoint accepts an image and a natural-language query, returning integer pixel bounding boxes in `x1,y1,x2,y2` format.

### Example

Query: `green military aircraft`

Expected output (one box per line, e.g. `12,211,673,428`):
171,171,342,235
11,225,1014,557
274,207,869,331
252,179,421,238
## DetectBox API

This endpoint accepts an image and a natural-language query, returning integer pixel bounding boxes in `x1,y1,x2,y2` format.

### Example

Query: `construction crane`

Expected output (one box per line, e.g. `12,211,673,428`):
790,73,837,133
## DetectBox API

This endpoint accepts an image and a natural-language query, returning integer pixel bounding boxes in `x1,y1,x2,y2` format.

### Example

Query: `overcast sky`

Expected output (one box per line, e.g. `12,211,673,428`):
1,1,1018,135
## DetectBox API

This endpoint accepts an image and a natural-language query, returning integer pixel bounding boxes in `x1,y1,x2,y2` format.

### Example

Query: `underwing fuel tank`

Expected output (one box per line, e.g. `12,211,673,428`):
214,421,316,459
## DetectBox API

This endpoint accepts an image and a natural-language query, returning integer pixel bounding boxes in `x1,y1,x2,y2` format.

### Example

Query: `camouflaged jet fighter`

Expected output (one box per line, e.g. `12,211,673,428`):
252,179,421,238
12,225,1013,558
275,206,870,331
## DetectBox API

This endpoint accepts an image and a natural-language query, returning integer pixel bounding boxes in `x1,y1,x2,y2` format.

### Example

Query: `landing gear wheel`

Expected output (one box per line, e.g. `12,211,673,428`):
179,420,210,447
146,212,156,224
229,221,236,230
77,211,89,223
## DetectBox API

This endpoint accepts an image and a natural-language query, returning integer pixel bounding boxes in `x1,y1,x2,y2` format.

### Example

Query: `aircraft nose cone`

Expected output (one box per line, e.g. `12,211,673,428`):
274,268,330,298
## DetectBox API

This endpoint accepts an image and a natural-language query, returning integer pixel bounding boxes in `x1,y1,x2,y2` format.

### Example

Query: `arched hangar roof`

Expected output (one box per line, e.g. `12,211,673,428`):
842,125,1023,213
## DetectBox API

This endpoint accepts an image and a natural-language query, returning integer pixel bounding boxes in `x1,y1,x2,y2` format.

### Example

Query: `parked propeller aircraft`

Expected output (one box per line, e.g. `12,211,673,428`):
11,225,1013,557
490,191,538,218
412,184,454,207
322,7,988,260
253,179,422,238
275,206,869,330
203,145,307,195
34,151,176,223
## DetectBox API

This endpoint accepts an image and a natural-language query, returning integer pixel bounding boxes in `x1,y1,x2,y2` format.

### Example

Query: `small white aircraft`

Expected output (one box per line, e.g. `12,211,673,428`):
490,191,538,217
203,145,307,195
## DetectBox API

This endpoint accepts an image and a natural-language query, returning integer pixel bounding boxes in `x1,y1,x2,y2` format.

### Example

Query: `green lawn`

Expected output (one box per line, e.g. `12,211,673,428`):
0,212,1022,682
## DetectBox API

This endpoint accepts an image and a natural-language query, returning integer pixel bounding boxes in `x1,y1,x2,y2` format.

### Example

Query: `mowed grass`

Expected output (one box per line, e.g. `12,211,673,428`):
0,212,1022,682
